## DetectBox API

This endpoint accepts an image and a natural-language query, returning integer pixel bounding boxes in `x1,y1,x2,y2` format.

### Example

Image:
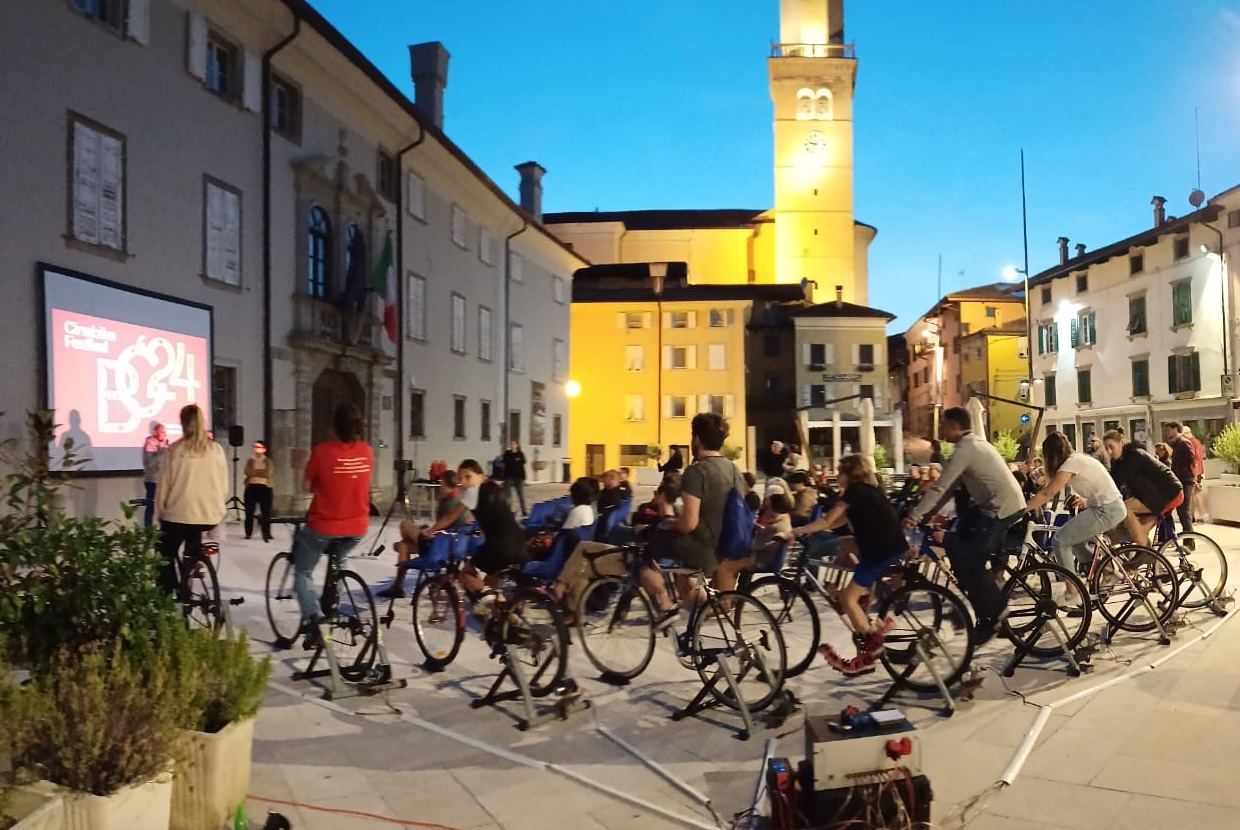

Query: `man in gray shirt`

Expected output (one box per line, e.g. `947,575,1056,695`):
906,407,1025,642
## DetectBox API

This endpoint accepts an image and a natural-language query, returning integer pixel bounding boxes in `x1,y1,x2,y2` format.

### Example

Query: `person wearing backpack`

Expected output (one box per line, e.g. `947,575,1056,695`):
792,454,903,675
641,412,746,629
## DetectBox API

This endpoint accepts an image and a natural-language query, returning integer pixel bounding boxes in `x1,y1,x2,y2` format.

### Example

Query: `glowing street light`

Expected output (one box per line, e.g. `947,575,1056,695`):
565,380,582,398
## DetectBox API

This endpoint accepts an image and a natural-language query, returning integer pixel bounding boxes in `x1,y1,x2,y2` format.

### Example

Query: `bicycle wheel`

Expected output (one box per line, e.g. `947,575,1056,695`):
182,554,223,630
1158,531,1228,610
692,591,786,711
500,588,569,697
876,583,974,694
265,552,301,644
1001,562,1091,657
747,575,820,678
411,575,465,670
575,577,656,681
1090,546,1178,633
323,569,379,682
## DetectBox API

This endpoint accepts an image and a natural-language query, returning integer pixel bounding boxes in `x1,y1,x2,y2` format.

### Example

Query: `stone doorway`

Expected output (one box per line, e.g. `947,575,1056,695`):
311,369,365,446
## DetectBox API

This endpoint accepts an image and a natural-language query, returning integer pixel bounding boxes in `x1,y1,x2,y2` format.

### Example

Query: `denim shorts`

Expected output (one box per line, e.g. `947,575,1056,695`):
853,551,907,589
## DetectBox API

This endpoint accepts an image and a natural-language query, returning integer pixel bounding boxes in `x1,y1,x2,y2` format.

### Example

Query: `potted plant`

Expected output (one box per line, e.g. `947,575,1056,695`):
993,431,1020,464
720,444,743,463
1206,424,1240,523
170,630,270,830
645,445,662,467
0,781,64,830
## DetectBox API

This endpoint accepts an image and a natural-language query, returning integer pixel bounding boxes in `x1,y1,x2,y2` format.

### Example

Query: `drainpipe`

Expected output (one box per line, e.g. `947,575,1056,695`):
503,221,529,446
394,128,426,471
261,13,302,455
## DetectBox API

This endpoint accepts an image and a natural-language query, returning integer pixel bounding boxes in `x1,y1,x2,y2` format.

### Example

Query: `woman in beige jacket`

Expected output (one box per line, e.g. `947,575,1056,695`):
155,405,228,594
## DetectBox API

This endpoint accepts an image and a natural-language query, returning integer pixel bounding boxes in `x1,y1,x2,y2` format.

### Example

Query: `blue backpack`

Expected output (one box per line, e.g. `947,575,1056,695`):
718,478,756,560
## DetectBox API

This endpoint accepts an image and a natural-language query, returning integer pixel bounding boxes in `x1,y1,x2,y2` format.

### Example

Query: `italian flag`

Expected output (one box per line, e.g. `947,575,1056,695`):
370,231,397,343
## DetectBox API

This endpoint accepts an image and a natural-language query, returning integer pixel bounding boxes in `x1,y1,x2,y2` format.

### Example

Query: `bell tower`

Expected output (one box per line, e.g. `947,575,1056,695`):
769,0,862,304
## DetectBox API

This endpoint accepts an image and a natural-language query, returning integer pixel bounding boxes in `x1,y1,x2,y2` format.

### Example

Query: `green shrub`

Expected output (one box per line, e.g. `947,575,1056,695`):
872,444,888,470
721,444,743,462
1,639,192,797
1213,424,1240,473
993,431,1021,463
178,630,271,734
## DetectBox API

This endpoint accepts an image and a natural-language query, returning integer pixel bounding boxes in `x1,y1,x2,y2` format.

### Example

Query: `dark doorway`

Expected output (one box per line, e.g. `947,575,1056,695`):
312,369,365,446
508,410,521,447
586,444,606,478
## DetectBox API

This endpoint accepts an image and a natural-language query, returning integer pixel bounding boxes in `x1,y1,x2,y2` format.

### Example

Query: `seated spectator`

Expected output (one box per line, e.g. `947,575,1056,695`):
460,480,528,597
617,467,634,502
597,470,627,525
783,443,810,476
563,477,597,530
742,471,761,512
789,471,818,526
379,469,473,599
714,493,794,592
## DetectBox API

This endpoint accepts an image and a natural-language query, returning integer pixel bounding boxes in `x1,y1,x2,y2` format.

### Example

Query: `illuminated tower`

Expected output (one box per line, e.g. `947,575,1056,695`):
769,0,863,303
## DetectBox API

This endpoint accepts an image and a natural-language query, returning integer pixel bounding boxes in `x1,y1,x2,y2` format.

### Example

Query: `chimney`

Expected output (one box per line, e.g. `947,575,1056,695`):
409,42,450,129
835,284,844,307
1075,243,1086,258
1152,195,1167,227
1057,236,1070,266
515,162,546,223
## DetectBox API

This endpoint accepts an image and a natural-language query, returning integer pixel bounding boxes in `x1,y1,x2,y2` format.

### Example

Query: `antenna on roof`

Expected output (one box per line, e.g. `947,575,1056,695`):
1195,106,1202,192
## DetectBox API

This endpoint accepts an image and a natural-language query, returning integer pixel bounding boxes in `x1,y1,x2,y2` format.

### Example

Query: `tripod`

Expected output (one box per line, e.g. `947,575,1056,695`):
226,444,244,521
366,461,412,558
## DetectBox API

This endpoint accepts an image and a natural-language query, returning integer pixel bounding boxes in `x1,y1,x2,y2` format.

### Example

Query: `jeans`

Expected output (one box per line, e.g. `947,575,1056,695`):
144,481,157,528
945,507,1020,624
292,526,360,623
243,483,273,540
504,478,527,514
1052,499,1127,571
1176,481,1195,533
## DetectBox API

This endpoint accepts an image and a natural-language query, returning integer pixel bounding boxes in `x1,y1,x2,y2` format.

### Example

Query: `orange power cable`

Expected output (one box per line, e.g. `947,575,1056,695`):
246,794,468,830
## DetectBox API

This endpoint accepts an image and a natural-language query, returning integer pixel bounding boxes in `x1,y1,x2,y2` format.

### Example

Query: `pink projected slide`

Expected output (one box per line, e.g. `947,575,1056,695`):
51,309,208,450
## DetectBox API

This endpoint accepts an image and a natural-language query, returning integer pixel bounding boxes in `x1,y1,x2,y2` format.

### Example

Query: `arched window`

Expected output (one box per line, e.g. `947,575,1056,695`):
815,88,833,120
307,206,331,298
796,88,814,121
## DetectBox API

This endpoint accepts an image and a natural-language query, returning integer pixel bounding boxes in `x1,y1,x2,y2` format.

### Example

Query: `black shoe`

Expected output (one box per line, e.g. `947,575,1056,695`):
300,616,326,650
653,607,681,633
974,619,998,646
244,535,252,540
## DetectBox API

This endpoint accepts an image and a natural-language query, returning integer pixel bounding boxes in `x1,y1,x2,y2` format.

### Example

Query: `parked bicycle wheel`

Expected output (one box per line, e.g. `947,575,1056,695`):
265,551,301,645
499,588,569,697
412,575,465,670
1001,562,1091,657
691,591,786,711
181,554,222,631
1091,546,1178,633
322,569,379,681
1158,531,1228,610
746,575,820,678
875,583,973,694
575,577,657,682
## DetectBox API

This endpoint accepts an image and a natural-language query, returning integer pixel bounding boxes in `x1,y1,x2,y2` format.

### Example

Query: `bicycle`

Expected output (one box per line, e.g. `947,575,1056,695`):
128,496,231,630
1151,513,1231,616
264,518,380,682
574,543,788,738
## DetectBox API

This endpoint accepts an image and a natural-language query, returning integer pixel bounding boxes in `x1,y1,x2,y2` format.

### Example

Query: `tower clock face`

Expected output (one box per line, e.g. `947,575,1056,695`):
803,131,828,155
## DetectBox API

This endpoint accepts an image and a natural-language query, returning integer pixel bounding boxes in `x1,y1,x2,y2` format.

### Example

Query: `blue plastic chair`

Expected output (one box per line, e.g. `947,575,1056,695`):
522,522,595,581
599,499,631,543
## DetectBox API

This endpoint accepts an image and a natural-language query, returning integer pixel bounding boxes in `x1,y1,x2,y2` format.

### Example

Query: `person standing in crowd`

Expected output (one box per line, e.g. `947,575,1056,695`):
905,407,1025,644
291,403,373,641
1163,422,1197,533
1184,426,1208,523
1102,430,1183,546
243,439,274,542
617,466,634,502
501,441,528,516
783,443,809,476
142,422,170,528
1087,433,1110,469
154,406,227,595
659,446,684,476
761,441,787,479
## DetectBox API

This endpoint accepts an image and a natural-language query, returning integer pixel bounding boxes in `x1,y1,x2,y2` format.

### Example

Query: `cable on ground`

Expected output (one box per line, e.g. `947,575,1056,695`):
246,794,467,830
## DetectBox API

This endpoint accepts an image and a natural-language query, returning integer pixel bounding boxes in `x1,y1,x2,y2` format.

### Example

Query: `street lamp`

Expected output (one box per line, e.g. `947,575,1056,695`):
1003,264,1034,389
565,380,581,398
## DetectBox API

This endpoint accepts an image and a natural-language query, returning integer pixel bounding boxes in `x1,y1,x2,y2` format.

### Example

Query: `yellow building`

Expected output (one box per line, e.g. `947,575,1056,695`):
904,284,1029,439
959,321,1031,440
569,266,806,479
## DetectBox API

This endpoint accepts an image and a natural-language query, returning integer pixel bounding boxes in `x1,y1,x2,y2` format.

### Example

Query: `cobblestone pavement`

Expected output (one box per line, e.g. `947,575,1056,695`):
214,497,1240,830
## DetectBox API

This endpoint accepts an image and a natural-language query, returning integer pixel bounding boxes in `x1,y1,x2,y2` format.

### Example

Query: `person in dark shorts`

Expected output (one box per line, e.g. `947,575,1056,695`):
460,480,527,595
641,412,745,628
792,454,904,675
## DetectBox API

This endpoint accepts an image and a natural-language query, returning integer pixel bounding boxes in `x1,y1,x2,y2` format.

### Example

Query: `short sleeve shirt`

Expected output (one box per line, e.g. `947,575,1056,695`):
306,440,373,536
678,455,744,563
1059,453,1122,507
841,482,906,563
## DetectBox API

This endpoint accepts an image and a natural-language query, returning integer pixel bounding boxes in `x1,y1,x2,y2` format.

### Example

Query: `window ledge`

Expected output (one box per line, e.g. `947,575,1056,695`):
1077,402,1093,409
1075,344,1095,352
1171,323,1194,332
201,275,242,292
1174,391,1200,400
63,235,130,262
1127,332,1148,340
1130,396,1151,404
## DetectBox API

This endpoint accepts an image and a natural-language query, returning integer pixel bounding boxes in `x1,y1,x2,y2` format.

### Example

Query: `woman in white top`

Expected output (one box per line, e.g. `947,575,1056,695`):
1025,431,1126,574
155,404,228,595
561,477,597,531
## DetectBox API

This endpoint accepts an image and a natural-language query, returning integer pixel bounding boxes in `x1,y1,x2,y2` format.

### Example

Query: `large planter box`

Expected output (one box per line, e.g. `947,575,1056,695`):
62,774,171,830
5,782,64,830
170,717,255,830
1205,481,1240,525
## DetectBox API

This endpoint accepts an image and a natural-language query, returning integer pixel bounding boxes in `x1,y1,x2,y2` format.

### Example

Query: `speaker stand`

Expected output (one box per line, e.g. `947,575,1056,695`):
226,445,244,522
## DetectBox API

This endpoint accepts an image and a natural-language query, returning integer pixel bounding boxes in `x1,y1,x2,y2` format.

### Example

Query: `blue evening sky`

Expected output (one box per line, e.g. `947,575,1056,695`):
310,0,1240,327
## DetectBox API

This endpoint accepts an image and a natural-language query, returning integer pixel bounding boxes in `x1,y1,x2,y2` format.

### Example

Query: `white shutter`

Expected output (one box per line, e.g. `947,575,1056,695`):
687,346,697,369
851,344,860,365
874,388,885,412
664,395,673,416
826,343,835,365
635,396,645,421
686,311,696,328
127,0,150,45
802,385,811,406
242,51,262,112
802,342,811,365
643,312,653,329
205,184,223,280
98,134,124,250
407,172,425,218
72,122,101,246
222,189,240,284
187,11,207,80
662,312,672,329
698,394,710,414
662,346,672,369
724,395,735,417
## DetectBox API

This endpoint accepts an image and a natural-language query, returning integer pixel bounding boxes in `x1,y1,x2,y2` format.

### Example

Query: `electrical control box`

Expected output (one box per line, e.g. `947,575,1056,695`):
804,710,922,791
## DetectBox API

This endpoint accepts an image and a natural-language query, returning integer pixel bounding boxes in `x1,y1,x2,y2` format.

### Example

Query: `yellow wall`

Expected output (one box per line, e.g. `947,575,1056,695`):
959,330,1029,440
568,299,751,478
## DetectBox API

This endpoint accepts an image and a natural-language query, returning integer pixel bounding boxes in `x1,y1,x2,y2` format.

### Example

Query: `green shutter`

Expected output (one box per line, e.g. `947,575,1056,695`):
1168,354,1179,394
1045,375,1056,406
1070,317,1079,348
1087,312,1097,344
1191,352,1201,392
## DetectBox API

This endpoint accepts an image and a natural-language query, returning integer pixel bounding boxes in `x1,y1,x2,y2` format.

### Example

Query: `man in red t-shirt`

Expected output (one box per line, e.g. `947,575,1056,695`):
293,403,374,632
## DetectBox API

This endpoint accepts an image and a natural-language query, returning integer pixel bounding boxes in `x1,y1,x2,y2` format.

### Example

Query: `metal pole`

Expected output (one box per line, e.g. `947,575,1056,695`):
1021,149,1032,384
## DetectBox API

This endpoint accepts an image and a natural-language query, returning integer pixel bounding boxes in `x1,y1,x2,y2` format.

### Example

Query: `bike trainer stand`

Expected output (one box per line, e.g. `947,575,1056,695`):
670,646,763,741
1100,589,1183,648
470,643,590,731
292,621,407,702
872,638,982,719
1002,601,1093,678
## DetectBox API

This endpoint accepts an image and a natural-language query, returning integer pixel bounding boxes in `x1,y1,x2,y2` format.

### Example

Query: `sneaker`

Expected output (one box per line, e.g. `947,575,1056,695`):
300,616,326,650
376,585,406,600
863,616,897,653
819,643,875,676
653,607,681,632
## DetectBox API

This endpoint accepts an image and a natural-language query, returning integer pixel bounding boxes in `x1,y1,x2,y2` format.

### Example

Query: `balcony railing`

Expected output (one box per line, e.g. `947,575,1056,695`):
771,42,856,59
291,293,382,353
